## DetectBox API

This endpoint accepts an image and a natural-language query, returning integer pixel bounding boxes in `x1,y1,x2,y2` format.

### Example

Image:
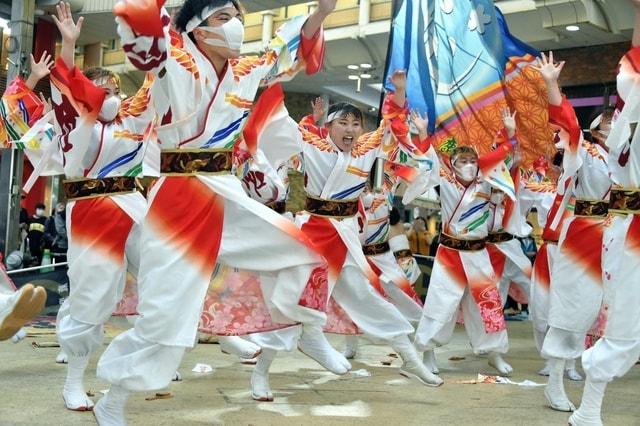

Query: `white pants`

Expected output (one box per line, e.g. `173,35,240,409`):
582,337,640,382
57,195,143,358
541,327,586,360
530,242,557,338
488,239,532,303
331,265,414,341
415,246,508,354
97,176,325,391
369,250,422,324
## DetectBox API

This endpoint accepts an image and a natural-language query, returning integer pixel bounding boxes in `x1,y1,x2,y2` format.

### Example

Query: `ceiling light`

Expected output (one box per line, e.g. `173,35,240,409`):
360,73,372,79
565,25,580,32
348,75,360,80
347,65,359,70
360,63,372,69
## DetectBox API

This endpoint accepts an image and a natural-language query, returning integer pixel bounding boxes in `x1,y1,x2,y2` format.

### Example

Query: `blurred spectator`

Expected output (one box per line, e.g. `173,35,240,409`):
19,193,29,234
45,202,68,262
429,224,441,257
27,203,47,266
407,216,431,255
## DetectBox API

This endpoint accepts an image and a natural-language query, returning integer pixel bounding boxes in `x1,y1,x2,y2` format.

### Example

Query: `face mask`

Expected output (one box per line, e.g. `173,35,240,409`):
362,193,374,209
57,206,65,213
35,209,44,217
455,163,477,182
199,18,244,52
98,96,121,122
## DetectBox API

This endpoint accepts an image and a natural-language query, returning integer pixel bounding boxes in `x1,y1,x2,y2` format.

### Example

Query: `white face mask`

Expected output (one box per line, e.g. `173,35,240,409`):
199,18,244,52
98,96,121,122
362,193,374,209
454,163,478,182
35,209,44,217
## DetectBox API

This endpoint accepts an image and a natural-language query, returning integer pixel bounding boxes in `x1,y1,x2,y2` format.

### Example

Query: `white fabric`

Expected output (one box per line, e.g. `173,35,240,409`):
492,238,532,302
369,251,422,323
57,218,142,357
541,326,587,361
530,242,557,334
600,214,640,341
415,248,508,354
582,337,640,382
546,217,603,336
415,287,508,354
331,265,414,341
185,3,233,33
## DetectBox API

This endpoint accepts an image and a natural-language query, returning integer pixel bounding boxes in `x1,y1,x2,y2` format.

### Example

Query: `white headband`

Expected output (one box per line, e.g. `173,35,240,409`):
590,113,602,131
326,109,355,123
185,2,233,33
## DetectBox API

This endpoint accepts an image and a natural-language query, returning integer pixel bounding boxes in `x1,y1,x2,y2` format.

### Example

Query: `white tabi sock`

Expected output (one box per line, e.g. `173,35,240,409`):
544,358,575,412
63,354,94,411
569,379,606,426
94,385,130,426
251,348,277,402
565,358,584,381
392,335,443,387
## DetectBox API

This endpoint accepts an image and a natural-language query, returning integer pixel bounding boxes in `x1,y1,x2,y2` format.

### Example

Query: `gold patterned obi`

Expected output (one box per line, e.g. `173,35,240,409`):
393,249,414,260
63,176,137,201
487,231,515,244
160,149,233,175
363,241,390,256
608,188,640,215
440,233,486,251
574,199,609,217
305,195,359,218
266,200,287,214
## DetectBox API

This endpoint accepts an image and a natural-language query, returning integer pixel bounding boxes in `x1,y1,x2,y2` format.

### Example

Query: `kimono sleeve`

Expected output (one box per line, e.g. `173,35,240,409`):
0,77,46,147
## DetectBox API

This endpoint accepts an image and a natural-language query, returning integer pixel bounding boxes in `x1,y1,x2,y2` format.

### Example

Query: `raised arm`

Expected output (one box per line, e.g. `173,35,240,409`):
476,108,517,174
51,2,84,70
302,0,336,39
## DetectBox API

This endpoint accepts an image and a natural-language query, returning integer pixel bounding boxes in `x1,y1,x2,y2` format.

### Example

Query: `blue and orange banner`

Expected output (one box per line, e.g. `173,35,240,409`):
384,0,555,168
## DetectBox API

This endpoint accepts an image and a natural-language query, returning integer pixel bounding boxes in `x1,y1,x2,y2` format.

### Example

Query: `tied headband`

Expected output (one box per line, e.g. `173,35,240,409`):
185,2,233,33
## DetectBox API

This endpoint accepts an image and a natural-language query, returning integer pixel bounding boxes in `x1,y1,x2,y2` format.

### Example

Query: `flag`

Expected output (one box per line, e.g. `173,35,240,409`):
384,0,555,168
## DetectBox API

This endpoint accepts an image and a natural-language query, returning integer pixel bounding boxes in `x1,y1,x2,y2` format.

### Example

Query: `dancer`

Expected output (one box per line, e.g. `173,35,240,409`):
95,0,343,422
342,180,428,360
532,52,611,412
412,108,518,376
46,2,158,411
569,2,640,423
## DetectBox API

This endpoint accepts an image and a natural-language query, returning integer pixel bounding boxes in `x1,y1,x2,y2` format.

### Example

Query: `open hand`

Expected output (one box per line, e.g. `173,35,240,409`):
29,51,54,81
410,110,428,134
52,2,84,43
317,0,337,16
532,51,564,83
389,69,407,91
311,97,326,122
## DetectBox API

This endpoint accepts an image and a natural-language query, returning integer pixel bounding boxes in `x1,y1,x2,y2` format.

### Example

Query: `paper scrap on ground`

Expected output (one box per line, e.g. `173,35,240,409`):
192,363,214,373
453,374,544,386
350,369,371,377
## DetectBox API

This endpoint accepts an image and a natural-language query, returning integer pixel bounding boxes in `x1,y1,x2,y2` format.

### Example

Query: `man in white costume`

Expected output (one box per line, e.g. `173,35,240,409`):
569,1,640,424
94,0,342,423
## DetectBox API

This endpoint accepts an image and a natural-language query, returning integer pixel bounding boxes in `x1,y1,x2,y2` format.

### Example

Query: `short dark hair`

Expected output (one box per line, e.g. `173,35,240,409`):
174,0,244,32
414,216,426,225
35,203,45,209
451,146,478,162
327,102,363,123
84,67,120,89
389,208,401,225
589,106,615,131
